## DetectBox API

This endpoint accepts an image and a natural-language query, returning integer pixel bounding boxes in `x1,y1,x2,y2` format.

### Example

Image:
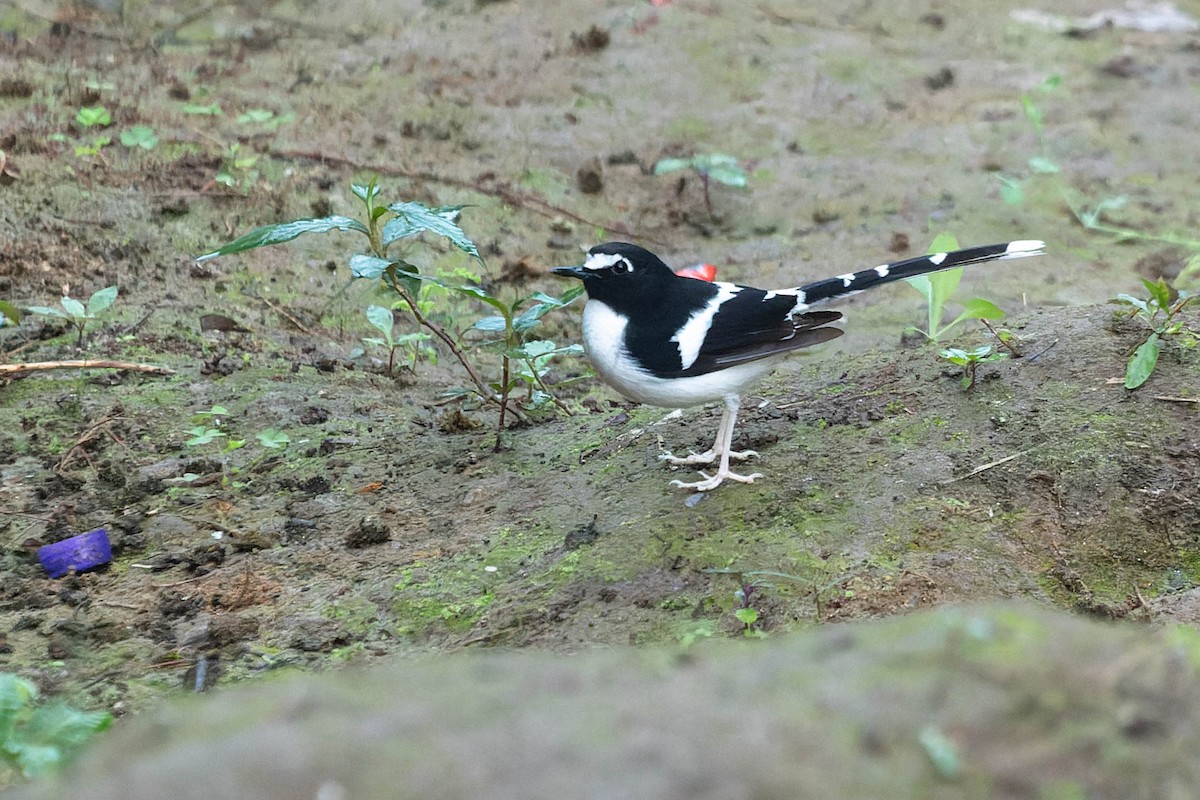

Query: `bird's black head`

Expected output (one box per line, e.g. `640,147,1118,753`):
552,242,678,301
552,241,710,321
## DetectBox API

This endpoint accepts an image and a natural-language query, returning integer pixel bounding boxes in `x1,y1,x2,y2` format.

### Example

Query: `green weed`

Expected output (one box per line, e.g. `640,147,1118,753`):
939,345,1007,391
905,233,1006,341
1113,277,1197,389
198,177,584,447
653,152,748,218
26,286,118,348
0,673,111,783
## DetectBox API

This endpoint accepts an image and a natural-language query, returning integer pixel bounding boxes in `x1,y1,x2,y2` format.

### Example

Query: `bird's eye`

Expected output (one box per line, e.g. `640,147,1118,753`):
612,258,632,274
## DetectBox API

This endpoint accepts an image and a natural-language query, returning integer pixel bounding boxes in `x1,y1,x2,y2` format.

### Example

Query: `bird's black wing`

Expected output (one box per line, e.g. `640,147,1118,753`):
673,286,843,377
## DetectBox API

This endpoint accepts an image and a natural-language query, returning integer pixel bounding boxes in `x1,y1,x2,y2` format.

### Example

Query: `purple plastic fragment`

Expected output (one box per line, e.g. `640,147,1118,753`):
37,528,112,578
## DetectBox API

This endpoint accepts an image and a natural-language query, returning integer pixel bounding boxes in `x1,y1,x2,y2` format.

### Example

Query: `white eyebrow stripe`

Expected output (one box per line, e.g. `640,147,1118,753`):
584,252,627,271
672,283,741,370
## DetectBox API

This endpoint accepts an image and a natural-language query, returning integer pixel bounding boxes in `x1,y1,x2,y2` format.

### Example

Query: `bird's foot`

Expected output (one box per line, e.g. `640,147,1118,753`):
670,468,764,492
660,448,758,466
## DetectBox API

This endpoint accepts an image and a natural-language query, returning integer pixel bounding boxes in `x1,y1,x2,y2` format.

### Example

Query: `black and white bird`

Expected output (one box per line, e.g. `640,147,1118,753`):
553,239,1045,492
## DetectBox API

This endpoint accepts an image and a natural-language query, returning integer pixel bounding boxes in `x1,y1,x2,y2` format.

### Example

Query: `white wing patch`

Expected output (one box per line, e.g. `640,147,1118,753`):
928,252,948,266
874,264,889,277
672,282,741,370
837,273,856,288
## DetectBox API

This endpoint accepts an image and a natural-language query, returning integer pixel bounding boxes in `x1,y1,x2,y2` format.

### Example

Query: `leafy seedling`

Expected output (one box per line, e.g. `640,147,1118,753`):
1113,277,1198,389
939,345,1007,391
73,136,111,159
906,233,1006,341
26,286,118,347
74,106,111,128
0,300,19,328
360,304,434,375
653,152,748,218
198,177,584,446
119,125,158,150
0,673,111,781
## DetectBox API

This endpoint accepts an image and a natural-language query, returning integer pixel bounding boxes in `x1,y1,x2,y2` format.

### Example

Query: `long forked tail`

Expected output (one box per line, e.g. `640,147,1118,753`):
794,240,1045,308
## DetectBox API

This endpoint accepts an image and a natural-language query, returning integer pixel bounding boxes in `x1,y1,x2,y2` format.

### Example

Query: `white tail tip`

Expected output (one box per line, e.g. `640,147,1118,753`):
1002,240,1046,258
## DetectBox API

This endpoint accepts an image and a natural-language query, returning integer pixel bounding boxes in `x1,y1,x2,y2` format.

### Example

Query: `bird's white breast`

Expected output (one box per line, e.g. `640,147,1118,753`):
580,299,776,408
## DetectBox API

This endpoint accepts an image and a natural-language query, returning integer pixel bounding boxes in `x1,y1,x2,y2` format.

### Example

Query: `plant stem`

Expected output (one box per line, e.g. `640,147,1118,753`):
386,276,526,423
495,355,510,451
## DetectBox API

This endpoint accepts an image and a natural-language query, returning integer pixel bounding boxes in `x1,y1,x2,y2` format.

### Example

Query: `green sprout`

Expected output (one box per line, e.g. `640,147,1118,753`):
26,286,118,347
360,304,435,375
653,152,748,218
0,673,111,782
906,233,1006,341
74,106,111,128
197,177,583,447
1113,277,1197,389
939,344,1008,391
119,125,158,150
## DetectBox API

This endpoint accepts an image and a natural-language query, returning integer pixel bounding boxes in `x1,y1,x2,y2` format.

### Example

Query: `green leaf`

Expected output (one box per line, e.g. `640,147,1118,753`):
197,216,369,261
180,102,222,115
256,429,290,449
918,725,961,779
350,254,394,280
997,175,1023,206
0,674,38,744
365,305,395,338
1020,95,1042,134
75,106,111,127
958,298,1005,320
351,179,379,205
384,202,479,261
652,157,691,175
472,316,508,332
119,125,158,150
25,305,66,319
1027,156,1059,175
1125,333,1160,389
381,204,466,247
186,427,224,446
0,300,20,326
734,607,759,626
927,232,960,254
1113,293,1148,313
939,348,969,365
87,286,118,316
1142,277,1171,310
60,297,86,318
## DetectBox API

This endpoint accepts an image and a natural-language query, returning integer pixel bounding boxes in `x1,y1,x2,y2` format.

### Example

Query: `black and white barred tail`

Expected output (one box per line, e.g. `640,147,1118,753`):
795,240,1045,309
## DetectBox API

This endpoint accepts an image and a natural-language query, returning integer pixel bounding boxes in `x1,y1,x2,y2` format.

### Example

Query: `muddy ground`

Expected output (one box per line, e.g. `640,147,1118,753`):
0,0,1198,757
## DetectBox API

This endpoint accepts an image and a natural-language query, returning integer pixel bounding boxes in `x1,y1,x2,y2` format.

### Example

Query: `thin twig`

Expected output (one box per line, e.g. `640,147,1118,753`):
942,448,1032,485
1153,395,1199,404
0,360,175,376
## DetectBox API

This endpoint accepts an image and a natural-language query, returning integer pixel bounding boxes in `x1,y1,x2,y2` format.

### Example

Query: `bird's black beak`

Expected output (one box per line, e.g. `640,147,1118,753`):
551,266,588,280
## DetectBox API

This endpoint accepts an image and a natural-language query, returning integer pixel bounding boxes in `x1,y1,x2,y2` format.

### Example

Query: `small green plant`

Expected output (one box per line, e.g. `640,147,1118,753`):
181,102,222,116
653,152,748,218
198,177,583,446
462,290,584,423
74,106,111,128
73,136,111,159
235,108,294,130
359,305,435,375
214,143,260,193
0,673,111,782
997,75,1060,206
119,125,158,150
1113,277,1197,389
26,286,118,347
181,406,291,489
905,233,1006,342
939,345,1007,391
0,300,19,328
